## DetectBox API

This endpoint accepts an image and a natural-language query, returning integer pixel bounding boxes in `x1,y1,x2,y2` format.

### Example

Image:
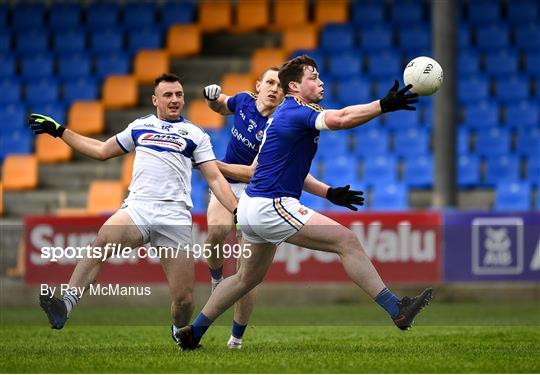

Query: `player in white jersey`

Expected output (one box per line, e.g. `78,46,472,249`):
177,56,432,350
30,74,238,344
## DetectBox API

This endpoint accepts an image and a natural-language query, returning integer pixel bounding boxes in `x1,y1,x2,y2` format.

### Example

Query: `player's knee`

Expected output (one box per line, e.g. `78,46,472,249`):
206,226,231,246
172,289,193,309
238,271,264,289
337,231,362,255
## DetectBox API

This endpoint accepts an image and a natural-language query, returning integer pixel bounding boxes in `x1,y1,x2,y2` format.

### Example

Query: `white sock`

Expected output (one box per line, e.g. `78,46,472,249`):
172,324,181,336
63,291,80,316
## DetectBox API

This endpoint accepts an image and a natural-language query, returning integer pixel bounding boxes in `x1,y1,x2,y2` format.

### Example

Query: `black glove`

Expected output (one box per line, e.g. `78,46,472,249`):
379,80,419,113
326,185,365,211
28,113,65,138
233,208,238,225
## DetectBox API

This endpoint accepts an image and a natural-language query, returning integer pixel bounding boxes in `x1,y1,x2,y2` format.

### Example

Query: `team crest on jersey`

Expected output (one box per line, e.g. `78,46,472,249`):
138,133,187,152
178,129,189,136
256,130,264,141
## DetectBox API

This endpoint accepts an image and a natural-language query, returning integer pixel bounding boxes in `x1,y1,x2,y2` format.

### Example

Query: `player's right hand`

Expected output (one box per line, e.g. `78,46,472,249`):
379,80,419,113
203,84,221,101
28,114,65,138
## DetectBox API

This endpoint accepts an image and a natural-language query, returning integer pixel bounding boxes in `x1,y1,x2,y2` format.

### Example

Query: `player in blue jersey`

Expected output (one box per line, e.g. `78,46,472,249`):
177,56,433,350
201,67,283,349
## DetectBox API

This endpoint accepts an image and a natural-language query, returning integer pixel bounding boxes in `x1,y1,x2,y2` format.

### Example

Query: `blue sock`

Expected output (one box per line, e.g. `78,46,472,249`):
231,320,247,339
375,288,400,318
192,313,214,341
209,266,223,280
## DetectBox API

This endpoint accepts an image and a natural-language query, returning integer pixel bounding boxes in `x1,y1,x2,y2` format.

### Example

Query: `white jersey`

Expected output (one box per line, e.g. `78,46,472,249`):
115,114,215,207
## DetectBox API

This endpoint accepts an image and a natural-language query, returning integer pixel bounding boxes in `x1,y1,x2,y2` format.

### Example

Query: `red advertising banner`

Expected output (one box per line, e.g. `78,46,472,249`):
25,212,442,285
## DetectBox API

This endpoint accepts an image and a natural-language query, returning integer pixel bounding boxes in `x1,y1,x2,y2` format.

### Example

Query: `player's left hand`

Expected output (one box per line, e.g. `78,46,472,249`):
326,185,364,211
203,84,221,101
28,113,65,138
379,80,419,113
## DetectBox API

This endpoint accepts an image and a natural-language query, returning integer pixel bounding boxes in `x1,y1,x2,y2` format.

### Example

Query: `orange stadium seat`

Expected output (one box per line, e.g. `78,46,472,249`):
67,101,104,136
235,0,269,32
273,0,308,29
134,50,170,84
187,99,224,129
199,0,232,32
167,25,201,57
221,73,254,95
103,75,138,109
121,153,135,189
251,48,286,79
56,208,89,216
36,135,72,163
314,0,348,26
283,25,318,53
2,155,38,191
86,180,125,215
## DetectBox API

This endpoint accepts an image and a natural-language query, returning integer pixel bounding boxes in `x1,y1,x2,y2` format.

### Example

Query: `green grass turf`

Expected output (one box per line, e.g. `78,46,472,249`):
1,303,539,373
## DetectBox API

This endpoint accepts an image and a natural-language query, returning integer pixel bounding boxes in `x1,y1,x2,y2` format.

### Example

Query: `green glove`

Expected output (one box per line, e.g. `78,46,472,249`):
28,114,65,138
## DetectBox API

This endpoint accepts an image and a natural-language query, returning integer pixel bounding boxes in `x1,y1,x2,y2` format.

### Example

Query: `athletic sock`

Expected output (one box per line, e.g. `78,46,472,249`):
172,324,181,337
231,320,247,339
209,266,223,281
63,291,80,316
374,287,400,318
192,313,214,341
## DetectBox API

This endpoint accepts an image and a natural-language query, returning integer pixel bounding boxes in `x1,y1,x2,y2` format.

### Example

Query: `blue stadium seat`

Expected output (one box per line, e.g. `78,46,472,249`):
457,154,481,187
494,182,531,211
123,3,156,29
457,128,470,154
328,50,362,79
0,131,33,160
127,28,162,54
90,28,125,56
485,155,520,186
475,127,511,157
53,29,87,56
190,180,208,214
397,24,430,52
516,127,540,158
49,3,82,31
335,78,371,106
394,128,430,157
30,103,67,125
390,1,423,26
20,54,54,80
320,24,356,51
525,52,540,78
463,101,499,129
526,156,540,183
384,110,419,129
0,104,26,135
458,49,481,76
403,155,433,188
25,78,60,106
467,0,500,25
0,5,5,26
323,155,360,186
86,3,120,30
485,51,519,77
353,126,389,157
458,75,489,103
57,53,92,80
95,53,131,81
458,24,471,49
504,100,539,129
0,54,15,77
360,27,392,52
317,131,349,159
15,30,49,57
12,3,45,31
495,75,530,103
363,155,398,186
63,78,99,105
160,2,196,28
291,50,325,69
476,25,509,51
0,79,22,106
366,52,400,79
422,105,433,125
370,183,408,210
300,192,328,212
0,29,11,53
351,2,385,25
508,1,539,24
515,24,540,51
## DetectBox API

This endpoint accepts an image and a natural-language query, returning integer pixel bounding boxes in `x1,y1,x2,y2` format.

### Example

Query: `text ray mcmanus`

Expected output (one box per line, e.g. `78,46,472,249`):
41,283,152,297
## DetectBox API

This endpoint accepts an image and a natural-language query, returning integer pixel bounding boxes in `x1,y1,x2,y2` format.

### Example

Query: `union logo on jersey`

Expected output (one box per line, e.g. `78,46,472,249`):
256,130,264,142
137,133,187,152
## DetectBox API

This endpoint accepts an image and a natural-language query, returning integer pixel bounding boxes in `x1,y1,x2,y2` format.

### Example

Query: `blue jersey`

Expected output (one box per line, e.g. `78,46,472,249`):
222,92,268,183
246,96,324,199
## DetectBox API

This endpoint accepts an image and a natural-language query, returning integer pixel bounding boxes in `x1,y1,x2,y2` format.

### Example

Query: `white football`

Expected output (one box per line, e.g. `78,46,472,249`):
403,56,443,96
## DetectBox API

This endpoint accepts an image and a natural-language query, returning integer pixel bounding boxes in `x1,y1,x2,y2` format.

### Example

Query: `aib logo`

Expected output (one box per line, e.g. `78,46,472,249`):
423,64,433,74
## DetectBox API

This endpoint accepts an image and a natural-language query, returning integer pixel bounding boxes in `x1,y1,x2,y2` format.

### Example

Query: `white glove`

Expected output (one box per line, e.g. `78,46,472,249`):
203,84,221,101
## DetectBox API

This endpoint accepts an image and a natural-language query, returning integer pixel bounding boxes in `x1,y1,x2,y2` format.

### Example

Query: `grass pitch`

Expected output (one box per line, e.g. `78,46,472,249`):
1,302,539,373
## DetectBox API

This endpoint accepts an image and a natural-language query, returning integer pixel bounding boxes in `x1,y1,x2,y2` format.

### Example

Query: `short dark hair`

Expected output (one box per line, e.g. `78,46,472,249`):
278,55,318,94
259,66,280,81
154,73,182,88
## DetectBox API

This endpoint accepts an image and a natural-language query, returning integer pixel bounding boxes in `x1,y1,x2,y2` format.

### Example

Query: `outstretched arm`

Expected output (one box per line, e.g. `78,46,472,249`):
216,157,258,183
199,160,238,213
303,174,365,211
203,84,232,115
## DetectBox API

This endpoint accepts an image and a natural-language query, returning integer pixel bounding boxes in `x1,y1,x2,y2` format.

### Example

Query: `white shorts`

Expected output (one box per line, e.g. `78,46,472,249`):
120,200,192,249
209,182,247,201
237,192,316,245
